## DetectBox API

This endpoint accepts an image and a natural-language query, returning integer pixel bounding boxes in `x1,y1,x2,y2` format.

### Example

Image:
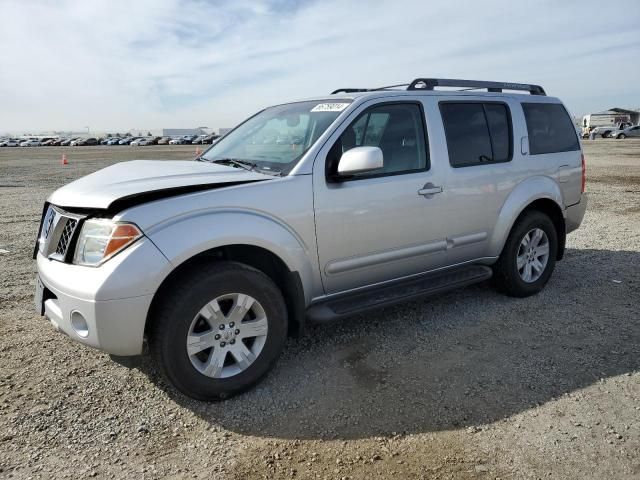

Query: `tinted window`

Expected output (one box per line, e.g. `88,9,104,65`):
485,104,510,161
328,103,429,177
440,102,511,167
522,103,580,154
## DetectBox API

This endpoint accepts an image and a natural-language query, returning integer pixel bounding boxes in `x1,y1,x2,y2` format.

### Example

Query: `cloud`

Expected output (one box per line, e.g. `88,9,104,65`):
0,0,638,132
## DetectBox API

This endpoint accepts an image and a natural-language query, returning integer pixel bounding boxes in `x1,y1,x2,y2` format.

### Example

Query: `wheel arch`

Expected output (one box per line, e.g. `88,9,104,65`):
145,244,307,340
491,177,566,261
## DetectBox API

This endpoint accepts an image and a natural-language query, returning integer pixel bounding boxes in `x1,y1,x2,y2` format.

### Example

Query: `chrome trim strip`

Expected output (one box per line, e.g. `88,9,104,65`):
447,231,488,249
325,240,447,275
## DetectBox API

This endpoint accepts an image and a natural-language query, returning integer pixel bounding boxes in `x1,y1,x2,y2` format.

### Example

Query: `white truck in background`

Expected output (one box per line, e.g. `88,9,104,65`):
582,112,633,138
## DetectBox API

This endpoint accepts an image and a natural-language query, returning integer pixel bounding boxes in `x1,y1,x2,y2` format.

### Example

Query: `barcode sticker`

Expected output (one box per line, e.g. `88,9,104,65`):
311,103,350,112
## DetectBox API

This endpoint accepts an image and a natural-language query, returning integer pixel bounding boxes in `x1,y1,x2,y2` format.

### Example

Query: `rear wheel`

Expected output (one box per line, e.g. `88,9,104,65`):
150,262,288,401
493,211,558,297
618,134,626,139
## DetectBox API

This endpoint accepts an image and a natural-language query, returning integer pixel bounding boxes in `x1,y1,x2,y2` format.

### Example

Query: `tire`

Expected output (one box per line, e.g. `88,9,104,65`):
149,261,288,401
618,134,626,139
493,211,558,297
601,131,610,138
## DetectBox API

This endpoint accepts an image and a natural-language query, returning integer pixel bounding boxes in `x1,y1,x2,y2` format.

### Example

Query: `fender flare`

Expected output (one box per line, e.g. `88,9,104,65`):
145,208,317,305
489,176,565,257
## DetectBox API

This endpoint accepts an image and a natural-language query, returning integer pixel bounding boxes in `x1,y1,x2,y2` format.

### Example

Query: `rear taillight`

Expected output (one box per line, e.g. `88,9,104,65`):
581,153,586,193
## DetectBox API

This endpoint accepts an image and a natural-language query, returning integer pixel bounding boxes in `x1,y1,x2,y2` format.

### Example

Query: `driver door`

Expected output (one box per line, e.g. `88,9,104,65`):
313,100,448,295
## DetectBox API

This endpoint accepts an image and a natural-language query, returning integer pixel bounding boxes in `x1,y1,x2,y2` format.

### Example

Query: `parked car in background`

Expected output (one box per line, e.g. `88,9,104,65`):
20,139,41,147
614,125,640,139
138,137,161,146
589,122,633,139
129,138,146,146
191,135,209,145
119,137,138,145
106,138,122,145
0,139,21,147
157,137,172,145
34,78,587,400
74,138,99,146
170,135,198,145
60,138,76,146
200,134,221,144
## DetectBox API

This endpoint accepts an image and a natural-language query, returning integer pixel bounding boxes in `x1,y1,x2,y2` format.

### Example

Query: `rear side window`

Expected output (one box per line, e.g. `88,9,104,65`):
522,103,580,154
440,102,512,168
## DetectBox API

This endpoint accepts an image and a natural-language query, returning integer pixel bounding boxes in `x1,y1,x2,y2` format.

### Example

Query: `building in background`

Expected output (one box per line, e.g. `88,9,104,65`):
162,128,208,137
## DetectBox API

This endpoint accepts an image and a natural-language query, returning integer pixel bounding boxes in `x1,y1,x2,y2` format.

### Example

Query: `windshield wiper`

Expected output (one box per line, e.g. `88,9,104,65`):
210,158,257,172
202,157,283,177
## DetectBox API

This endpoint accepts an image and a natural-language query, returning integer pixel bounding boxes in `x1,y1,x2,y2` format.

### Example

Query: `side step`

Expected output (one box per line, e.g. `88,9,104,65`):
307,265,492,323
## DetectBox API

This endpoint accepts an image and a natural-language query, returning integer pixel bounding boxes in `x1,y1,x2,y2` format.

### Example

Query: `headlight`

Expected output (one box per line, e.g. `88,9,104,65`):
73,219,142,266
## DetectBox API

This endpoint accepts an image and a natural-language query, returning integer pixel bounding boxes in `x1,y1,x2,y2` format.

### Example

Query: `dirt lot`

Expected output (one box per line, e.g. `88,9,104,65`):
0,141,639,479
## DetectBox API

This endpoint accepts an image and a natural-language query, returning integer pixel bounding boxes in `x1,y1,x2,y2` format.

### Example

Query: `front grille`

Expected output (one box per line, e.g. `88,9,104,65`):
36,206,85,262
55,218,78,256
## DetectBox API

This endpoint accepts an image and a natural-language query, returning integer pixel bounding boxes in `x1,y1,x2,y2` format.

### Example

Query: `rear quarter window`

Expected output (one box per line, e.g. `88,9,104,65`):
522,103,580,155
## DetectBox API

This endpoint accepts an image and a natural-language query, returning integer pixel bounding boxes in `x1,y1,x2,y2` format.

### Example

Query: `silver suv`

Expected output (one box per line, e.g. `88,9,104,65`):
35,78,587,400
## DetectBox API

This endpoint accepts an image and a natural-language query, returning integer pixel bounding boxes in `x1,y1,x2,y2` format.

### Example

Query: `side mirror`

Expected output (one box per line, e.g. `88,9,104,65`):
337,146,383,176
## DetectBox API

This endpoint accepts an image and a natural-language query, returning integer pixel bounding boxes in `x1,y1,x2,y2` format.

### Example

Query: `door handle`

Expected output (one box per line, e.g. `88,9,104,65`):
418,183,443,197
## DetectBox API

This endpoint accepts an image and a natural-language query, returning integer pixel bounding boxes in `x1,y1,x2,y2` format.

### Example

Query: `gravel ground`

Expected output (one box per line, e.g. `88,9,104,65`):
0,141,638,479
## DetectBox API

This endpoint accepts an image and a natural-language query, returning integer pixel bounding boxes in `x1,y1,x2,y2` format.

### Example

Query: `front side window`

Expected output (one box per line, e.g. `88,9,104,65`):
327,103,429,178
522,103,580,155
440,102,512,168
201,100,351,175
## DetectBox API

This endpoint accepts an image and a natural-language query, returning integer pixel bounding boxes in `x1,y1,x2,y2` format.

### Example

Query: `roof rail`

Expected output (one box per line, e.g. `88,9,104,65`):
407,78,546,95
330,88,370,94
331,79,546,96
330,84,410,95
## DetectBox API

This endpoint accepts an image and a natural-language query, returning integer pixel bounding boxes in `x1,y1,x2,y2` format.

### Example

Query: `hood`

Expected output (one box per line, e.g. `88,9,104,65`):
48,160,272,211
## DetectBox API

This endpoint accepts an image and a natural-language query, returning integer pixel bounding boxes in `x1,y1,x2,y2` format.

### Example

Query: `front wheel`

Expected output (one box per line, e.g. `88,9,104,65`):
618,134,626,139
493,211,558,297
150,262,288,401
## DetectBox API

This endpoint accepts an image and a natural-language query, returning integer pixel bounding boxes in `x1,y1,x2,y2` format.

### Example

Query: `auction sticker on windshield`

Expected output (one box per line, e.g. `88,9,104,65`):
310,103,350,112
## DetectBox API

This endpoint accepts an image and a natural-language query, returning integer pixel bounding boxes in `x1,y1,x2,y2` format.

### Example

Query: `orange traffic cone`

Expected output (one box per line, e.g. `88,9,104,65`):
61,153,68,165
195,146,201,156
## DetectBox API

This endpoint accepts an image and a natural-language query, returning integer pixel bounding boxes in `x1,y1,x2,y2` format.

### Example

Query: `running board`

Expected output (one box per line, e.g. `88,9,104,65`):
307,265,492,323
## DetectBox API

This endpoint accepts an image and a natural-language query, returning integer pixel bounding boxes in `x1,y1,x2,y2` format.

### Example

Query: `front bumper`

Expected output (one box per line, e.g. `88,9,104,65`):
565,194,588,234
36,237,171,356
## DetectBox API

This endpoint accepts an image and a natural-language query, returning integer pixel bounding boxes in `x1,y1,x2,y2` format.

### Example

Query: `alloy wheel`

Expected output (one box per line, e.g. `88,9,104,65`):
516,228,550,283
186,293,268,379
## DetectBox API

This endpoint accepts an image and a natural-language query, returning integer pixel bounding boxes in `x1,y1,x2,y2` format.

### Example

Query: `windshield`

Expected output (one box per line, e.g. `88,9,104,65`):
200,100,351,174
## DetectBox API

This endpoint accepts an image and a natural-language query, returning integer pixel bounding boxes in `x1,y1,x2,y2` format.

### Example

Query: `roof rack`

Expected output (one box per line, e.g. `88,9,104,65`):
330,88,370,94
408,78,546,95
331,78,546,96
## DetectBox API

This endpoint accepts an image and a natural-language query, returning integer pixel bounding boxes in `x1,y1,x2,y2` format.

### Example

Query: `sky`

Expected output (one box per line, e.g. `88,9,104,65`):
0,0,638,133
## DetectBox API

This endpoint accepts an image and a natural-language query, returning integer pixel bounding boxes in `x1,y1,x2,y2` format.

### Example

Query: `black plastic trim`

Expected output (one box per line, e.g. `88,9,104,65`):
408,78,546,96
307,265,493,323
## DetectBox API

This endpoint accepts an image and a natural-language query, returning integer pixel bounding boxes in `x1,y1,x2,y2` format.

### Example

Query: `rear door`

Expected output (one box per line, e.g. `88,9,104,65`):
521,102,582,206
432,96,516,264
